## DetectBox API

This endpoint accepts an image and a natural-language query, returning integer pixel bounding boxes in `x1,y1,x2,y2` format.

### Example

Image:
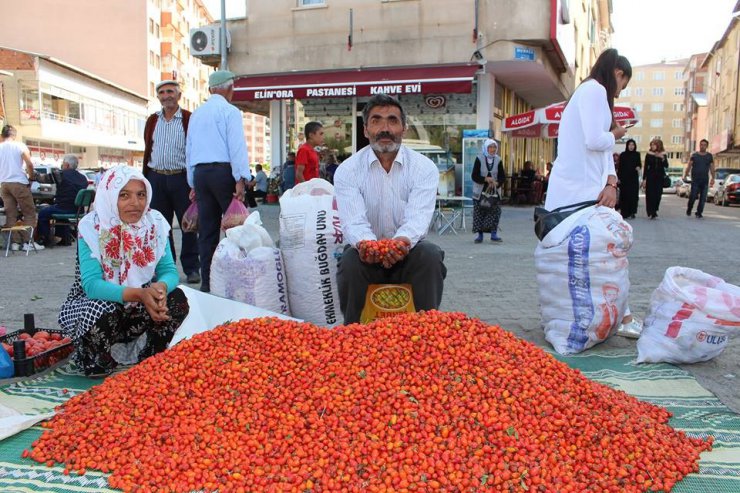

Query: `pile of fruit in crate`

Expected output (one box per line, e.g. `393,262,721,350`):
27,312,711,492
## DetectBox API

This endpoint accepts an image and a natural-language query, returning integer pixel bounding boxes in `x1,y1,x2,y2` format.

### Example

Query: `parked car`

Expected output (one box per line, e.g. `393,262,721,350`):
31,164,61,204
709,168,738,202
714,173,740,206
83,170,98,189
674,177,690,197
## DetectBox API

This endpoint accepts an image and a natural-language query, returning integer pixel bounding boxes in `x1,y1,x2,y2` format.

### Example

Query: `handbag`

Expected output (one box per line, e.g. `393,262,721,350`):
662,174,672,188
478,185,500,209
533,200,597,241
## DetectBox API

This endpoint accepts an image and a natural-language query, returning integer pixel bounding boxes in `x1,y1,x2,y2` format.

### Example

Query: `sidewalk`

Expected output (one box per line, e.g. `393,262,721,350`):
1,194,738,411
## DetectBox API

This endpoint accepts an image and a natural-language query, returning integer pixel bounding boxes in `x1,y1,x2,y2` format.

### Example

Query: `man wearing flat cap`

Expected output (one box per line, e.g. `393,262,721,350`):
143,80,201,285
186,70,252,293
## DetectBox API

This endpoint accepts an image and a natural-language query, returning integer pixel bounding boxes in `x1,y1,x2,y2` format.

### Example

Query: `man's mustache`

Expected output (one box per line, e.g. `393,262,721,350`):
375,132,399,141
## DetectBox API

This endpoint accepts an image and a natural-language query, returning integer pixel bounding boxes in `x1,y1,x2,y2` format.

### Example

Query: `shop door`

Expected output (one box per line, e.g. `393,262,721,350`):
355,115,369,152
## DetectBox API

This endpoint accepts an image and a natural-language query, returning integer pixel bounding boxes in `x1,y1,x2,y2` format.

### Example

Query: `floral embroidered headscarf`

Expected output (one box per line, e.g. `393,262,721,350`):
78,165,170,287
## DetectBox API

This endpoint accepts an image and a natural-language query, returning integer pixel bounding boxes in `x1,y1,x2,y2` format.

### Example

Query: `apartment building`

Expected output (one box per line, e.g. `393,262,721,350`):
617,60,689,161
219,0,610,187
702,6,740,169
0,47,148,168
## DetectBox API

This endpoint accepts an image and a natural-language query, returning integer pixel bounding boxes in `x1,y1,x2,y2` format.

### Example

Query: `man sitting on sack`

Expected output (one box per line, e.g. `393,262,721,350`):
334,94,447,324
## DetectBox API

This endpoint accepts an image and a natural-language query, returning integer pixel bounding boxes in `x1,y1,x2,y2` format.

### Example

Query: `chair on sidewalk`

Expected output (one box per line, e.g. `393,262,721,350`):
47,189,96,247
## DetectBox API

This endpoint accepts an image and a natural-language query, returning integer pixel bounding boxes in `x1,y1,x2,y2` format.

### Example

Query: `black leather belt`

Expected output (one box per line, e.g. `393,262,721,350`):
151,168,185,175
197,162,230,168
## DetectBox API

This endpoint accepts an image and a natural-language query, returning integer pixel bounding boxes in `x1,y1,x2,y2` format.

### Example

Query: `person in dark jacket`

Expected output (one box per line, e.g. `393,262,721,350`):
37,154,88,245
618,139,641,219
471,139,506,243
641,138,668,219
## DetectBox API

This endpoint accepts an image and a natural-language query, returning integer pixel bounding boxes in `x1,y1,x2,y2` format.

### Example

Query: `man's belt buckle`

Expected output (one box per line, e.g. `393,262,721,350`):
153,168,185,175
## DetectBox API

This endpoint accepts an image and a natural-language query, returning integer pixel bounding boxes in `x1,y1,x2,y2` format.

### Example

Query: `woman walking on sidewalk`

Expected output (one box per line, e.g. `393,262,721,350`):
618,139,641,219
471,139,506,243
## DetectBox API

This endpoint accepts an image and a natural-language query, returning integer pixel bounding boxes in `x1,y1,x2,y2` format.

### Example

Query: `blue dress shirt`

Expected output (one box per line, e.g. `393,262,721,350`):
185,94,251,188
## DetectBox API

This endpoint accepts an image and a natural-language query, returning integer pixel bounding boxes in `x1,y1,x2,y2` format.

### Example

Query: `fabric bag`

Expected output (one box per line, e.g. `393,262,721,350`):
478,186,500,209
534,200,597,241
221,198,250,231
181,200,199,233
535,206,633,355
636,267,740,364
279,178,346,327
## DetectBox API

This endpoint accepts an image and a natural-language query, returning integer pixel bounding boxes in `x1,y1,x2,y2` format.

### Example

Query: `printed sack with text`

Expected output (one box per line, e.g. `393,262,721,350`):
279,178,346,327
636,267,740,364
210,212,290,316
535,206,633,355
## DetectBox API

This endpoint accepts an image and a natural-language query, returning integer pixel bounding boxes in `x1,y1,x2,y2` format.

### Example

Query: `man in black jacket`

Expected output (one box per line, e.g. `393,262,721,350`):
37,154,88,246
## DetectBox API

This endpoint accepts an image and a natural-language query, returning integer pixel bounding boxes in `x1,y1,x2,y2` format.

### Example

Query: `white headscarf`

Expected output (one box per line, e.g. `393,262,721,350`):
482,138,498,159
78,165,170,288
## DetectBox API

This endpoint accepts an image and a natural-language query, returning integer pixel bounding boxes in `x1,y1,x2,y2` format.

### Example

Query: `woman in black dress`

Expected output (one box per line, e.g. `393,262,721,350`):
642,138,668,219
471,139,506,242
618,139,641,219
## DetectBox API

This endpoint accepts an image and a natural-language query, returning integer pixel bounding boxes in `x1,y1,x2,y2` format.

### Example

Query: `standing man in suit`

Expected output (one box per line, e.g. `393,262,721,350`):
144,80,200,284
186,70,251,293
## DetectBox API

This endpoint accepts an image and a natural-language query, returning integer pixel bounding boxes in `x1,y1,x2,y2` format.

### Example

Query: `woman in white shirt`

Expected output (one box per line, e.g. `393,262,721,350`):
544,49,632,211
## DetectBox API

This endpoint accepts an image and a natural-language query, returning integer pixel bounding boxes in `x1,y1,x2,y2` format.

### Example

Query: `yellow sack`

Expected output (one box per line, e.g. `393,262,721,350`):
360,284,416,324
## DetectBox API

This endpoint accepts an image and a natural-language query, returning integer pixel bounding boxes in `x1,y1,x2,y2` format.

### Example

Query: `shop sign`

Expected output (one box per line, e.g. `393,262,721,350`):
514,47,536,61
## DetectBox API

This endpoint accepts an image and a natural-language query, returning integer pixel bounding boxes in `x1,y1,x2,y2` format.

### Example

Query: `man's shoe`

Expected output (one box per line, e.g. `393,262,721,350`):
695,213,703,219
22,242,44,251
10,243,20,251
686,210,691,216
187,272,201,284
200,284,210,293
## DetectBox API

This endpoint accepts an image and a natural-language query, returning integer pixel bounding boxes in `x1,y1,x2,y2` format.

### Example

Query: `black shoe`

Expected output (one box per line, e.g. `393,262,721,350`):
186,272,201,284
695,213,703,219
200,284,210,293
686,210,691,216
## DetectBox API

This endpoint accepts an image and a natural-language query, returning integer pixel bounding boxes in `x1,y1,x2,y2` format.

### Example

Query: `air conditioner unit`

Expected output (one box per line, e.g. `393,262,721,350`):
189,26,230,57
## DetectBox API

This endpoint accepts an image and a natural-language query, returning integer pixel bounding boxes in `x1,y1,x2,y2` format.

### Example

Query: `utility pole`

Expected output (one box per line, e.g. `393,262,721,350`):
220,0,228,70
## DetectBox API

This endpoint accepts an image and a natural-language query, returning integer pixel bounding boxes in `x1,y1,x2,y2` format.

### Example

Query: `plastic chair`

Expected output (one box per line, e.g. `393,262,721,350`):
48,189,96,247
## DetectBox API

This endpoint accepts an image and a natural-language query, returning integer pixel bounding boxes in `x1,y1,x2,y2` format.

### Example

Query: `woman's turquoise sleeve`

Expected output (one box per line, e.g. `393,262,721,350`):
155,242,180,293
78,238,125,303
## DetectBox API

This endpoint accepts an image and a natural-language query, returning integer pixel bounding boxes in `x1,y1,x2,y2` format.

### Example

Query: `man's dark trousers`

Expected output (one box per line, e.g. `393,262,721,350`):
193,163,235,290
37,205,74,243
687,179,709,216
337,241,447,324
148,171,200,276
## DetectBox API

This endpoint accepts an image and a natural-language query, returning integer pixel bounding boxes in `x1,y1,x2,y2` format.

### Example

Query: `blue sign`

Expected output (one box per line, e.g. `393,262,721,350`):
514,47,536,61
462,129,490,138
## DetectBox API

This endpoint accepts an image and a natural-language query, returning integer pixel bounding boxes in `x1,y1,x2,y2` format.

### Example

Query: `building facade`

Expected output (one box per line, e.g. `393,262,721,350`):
682,53,709,162
219,0,610,190
0,48,148,169
702,6,740,169
617,60,689,162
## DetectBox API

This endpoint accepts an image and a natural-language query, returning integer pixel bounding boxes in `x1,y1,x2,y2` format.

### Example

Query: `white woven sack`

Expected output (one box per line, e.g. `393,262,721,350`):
637,267,740,364
535,206,633,354
210,212,290,316
279,179,346,327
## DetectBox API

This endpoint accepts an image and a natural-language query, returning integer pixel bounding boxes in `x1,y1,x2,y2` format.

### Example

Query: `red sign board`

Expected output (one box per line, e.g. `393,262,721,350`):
233,64,479,102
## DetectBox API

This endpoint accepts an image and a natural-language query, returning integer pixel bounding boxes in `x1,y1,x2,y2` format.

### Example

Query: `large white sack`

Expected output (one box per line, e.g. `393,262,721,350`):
210,212,290,316
279,178,346,327
535,206,633,354
637,267,740,364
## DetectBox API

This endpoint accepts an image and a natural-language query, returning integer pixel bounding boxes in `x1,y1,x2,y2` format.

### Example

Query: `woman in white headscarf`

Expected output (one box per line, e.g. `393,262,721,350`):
471,138,506,243
59,165,189,376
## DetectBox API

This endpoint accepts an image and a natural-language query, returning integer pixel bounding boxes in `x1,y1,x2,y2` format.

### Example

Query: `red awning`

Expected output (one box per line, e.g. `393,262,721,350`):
232,64,479,102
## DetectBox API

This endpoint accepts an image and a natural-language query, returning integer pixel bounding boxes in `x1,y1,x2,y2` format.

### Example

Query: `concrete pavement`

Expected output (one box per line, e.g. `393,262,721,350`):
1,194,738,412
